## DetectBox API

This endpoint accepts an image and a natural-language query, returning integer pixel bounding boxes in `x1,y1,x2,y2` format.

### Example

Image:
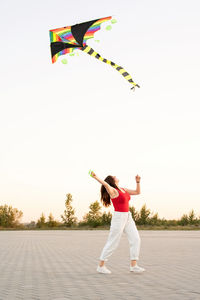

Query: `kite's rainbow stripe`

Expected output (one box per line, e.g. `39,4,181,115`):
49,31,62,42
50,16,112,63
50,26,78,45
51,47,81,64
83,16,111,45
52,48,69,64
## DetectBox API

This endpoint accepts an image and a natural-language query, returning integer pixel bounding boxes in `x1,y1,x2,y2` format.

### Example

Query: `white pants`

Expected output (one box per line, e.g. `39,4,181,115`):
99,211,141,261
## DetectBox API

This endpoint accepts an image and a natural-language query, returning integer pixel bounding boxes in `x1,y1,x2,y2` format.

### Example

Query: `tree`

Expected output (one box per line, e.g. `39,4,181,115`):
188,210,197,225
83,201,102,227
137,205,151,225
129,206,139,222
36,213,46,228
26,221,36,229
61,193,77,227
0,205,23,228
149,213,160,226
179,214,189,226
100,211,112,225
47,213,59,228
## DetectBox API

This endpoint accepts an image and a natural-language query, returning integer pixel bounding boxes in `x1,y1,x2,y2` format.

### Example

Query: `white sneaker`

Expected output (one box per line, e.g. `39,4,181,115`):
130,264,145,273
97,265,111,274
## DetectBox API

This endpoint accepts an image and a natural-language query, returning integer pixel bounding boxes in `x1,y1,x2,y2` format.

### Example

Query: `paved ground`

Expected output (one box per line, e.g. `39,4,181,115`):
0,230,200,300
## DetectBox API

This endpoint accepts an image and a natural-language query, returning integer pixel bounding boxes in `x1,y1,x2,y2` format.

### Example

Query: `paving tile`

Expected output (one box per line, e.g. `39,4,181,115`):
0,230,199,300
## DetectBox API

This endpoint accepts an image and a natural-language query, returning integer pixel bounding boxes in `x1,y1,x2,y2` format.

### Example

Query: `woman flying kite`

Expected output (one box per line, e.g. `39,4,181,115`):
89,170,145,274
49,16,140,90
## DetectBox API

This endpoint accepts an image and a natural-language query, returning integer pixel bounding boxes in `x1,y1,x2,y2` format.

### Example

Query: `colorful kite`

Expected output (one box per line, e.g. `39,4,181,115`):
49,16,140,90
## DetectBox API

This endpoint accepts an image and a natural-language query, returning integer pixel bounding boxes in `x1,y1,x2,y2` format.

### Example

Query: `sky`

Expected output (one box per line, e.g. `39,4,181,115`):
0,0,200,223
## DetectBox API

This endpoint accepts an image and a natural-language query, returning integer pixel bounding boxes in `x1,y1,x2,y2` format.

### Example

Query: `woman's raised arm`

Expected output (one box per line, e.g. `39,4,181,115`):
90,171,118,198
124,175,141,195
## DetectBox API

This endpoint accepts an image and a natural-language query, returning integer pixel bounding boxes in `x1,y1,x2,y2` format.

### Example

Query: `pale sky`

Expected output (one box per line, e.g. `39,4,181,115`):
0,0,200,223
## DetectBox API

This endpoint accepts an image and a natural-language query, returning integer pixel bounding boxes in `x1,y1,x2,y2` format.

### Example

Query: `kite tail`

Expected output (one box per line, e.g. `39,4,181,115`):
81,45,140,90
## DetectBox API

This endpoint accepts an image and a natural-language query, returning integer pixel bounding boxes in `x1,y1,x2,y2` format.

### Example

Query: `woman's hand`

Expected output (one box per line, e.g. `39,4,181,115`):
89,171,117,198
135,174,141,183
91,171,97,179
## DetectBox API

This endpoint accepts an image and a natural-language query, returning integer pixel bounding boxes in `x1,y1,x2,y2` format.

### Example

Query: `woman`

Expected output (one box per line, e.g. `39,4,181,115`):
90,171,145,274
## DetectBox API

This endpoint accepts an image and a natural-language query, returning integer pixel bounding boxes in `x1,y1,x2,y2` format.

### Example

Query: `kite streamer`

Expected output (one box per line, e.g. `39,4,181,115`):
82,45,139,89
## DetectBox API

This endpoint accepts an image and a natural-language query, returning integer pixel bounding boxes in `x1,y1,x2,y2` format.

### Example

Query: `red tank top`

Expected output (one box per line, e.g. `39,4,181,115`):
111,188,131,212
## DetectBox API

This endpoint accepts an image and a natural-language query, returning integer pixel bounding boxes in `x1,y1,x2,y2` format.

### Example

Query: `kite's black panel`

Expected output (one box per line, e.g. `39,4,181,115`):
71,18,99,46
50,42,78,58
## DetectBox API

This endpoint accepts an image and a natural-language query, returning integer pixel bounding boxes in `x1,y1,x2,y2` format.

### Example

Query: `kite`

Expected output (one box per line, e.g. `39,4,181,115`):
49,16,140,90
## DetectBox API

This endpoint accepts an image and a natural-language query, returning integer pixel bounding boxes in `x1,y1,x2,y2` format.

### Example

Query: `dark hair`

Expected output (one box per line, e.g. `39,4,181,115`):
100,175,119,207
